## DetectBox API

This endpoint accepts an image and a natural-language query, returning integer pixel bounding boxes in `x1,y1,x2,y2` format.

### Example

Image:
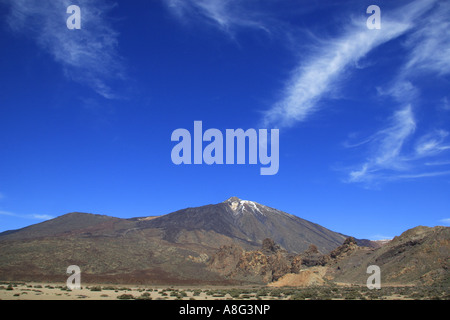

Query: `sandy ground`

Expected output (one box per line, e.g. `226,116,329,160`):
0,282,262,300
268,267,327,287
1,282,443,300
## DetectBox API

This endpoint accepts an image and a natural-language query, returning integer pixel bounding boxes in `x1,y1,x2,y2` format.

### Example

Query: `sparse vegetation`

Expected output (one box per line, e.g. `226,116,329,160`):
89,286,102,292
136,292,152,300
102,286,117,291
117,293,134,300
0,282,448,300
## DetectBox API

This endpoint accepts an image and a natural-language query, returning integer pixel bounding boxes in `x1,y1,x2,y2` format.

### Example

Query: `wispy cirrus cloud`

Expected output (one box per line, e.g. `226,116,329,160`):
414,130,450,157
31,214,55,220
440,218,450,226
262,0,438,128
369,234,393,241
345,106,450,184
0,210,53,221
440,97,450,111
344,1,450,185
401,1,450,77
1,0,125,99
164,0,449,186
347,105,416,183
425,160,450,167
165,0,270,35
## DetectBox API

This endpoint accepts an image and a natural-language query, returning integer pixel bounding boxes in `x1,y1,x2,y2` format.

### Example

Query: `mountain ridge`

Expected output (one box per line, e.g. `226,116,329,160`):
136,196,348,253
0,197,378,252
1,197,444,286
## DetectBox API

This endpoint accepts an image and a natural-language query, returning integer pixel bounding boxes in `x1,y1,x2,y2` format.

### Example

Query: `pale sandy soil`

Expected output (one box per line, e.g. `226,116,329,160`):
0,282,264,300
0,282,442,300
268,267,327,287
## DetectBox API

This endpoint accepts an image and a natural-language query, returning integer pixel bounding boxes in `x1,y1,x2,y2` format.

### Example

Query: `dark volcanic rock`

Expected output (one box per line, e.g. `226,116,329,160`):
261,238,281,254
318,237,359,265
208,239,293,283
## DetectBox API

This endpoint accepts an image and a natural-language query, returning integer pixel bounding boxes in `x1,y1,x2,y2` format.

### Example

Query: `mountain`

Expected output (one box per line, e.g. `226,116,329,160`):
1,197,446,286
0,212,134,241
209,227,449,287
139,197,347,254
0,197,350,284
0,211,222,285
326,226,450,286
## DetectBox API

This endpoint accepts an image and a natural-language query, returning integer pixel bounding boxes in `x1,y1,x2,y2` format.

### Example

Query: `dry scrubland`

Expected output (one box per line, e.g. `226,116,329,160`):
0,282,448,300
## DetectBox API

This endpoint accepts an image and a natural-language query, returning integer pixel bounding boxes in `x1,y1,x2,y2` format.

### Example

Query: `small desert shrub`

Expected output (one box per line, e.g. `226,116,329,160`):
118,287,132,291
136,292,152,300
256,289,268,297
90,286,102,292
228,290,241,299
193,289,202,296
290,292,309,300
103,286,117,291
117,294,134,300
269,289,283,298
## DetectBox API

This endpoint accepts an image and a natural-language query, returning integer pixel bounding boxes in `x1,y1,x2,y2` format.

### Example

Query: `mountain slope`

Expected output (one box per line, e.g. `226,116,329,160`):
326,226,450,286
0,212,135,241
0,197,350,284
208,227,450,287
140,197,347,254
2,197,440,286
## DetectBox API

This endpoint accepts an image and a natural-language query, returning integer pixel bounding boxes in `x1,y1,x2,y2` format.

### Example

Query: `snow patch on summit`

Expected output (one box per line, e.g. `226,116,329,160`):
225,197,265,216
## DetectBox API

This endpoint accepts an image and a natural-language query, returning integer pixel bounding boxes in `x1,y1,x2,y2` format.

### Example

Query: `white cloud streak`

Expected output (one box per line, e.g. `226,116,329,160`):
30,214,54,220
369,234,393,241
425,160,450,166
0,210,54,221
342,0,450,185
0,210,15,217
348,105,417,183
164,0,449,185
262,0,438,128
346,107,450,184
414,130,450,157
440,97,450,111
165,0,270,34
393,171,450,180
1,0,125,99
402,1,450,77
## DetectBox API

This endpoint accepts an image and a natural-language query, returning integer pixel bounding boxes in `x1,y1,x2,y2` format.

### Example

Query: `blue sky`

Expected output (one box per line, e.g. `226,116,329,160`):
0,0,449,240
